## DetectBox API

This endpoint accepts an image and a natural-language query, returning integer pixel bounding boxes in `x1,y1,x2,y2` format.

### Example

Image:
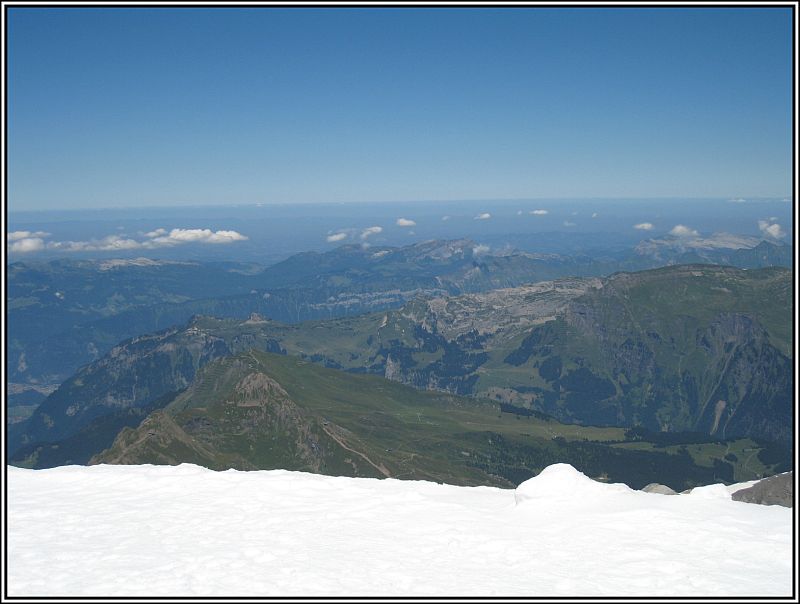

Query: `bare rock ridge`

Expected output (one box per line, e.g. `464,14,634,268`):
731,472,793,507
641,483,677,495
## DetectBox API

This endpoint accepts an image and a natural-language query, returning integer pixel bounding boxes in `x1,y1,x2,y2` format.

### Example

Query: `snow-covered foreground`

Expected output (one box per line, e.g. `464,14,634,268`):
7,463,792,597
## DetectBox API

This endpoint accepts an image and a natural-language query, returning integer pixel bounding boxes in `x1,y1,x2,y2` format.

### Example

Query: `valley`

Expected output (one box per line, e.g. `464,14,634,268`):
8,261,792,490
90,350,781,490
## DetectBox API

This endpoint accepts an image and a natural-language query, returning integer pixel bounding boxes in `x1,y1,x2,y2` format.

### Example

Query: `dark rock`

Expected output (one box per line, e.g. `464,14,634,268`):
641,483,677,495
732,472,793,507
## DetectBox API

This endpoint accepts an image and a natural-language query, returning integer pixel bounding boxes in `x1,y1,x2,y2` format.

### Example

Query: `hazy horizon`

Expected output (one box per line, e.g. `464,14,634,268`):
7,197,792,266
7,195,793,216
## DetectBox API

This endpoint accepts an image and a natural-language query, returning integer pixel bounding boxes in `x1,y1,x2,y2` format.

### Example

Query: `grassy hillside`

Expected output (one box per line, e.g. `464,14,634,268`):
92,350,782,490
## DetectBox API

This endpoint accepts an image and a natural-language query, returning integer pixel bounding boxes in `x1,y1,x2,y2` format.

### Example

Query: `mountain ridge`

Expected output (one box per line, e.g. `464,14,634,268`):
11,264,791,465
87,349,782,490
9,237,791,386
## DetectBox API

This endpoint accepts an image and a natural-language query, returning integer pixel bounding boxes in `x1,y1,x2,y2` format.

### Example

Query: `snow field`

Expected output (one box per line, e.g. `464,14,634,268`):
7,463,792,597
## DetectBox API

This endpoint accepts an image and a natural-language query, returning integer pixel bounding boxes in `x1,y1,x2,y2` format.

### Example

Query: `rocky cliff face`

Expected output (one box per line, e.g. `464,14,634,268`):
15,325,232,452
502,267,793,445
546,308,792,445
693,315,791,444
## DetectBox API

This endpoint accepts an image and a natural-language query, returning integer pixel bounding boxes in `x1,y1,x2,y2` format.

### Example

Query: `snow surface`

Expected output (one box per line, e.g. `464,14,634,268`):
7,463,793,597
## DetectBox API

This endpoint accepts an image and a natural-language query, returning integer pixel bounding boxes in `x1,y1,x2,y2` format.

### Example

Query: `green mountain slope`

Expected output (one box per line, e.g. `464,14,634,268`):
91,350,781,491
495,265,792,442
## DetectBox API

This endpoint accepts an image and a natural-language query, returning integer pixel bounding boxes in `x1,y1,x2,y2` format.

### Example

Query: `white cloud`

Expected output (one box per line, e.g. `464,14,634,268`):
529,210,548,215
758,220,786,239
591,213,598,218
764,224,785,238
48,235,147,252
441,215,450,221
634,223,654,231
9,227,248,253
396,218,416,227
474,213,491,220
669,225,699,238
326,232,348,243
149,228,248,245
563,221,576,227
8,230,50,241
472,244,490,256
9,237,46,253
517,210,523,216
728,198,747,203
360,226,383,240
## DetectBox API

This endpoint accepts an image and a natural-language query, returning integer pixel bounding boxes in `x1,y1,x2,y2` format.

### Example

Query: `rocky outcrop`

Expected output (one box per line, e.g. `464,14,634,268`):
642,483,677,495
732,473,793,507
14,324,232,452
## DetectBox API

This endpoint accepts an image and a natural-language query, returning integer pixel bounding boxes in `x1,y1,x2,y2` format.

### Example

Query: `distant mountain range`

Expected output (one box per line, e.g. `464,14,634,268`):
10,264,791,486
7,236,791,387
635,235,792,266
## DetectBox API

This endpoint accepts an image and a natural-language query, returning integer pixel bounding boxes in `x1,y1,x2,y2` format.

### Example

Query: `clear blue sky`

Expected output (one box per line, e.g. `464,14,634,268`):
7,7,793,211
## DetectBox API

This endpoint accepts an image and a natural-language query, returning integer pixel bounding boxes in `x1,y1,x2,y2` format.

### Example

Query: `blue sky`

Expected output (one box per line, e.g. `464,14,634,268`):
7,7,793,211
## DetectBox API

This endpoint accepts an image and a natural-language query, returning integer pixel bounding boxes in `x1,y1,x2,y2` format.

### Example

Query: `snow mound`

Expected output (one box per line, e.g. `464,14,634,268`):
688,483,735,500
727,478,761,495
514,463,632,504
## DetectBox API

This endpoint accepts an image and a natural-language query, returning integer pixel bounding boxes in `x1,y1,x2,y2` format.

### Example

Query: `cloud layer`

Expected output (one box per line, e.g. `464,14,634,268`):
9,237,47,253
7,228,248,253
148,228,248,245
8,230,51,241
